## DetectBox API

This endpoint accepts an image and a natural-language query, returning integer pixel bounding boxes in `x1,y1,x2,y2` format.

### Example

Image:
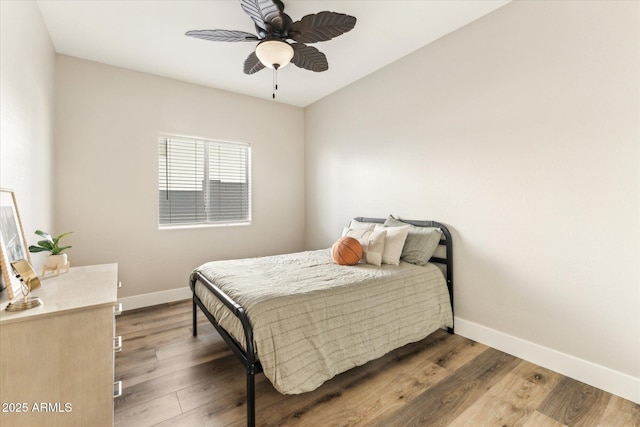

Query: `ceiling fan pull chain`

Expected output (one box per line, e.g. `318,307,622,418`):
272,65,280,99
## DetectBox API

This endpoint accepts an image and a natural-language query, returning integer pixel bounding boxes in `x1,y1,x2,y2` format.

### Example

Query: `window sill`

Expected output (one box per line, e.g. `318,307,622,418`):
158,221,251,231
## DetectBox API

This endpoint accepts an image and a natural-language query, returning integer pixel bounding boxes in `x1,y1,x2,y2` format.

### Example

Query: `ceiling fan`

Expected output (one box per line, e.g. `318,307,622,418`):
186,0,357,98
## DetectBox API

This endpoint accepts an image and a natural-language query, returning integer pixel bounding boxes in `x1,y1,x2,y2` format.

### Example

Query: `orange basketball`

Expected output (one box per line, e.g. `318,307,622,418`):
331,236,363,266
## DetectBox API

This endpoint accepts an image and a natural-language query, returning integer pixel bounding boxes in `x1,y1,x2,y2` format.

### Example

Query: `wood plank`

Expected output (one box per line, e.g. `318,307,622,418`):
115,354,235,412
169,373,281,427
116,340,233,390
538,377,612,426
597,395,640,427
523,411,568,427
370,348,520,427
119,313,209,344
121,300,192,320
116,317,145,335
115,346,158,370
423,332,488,370
117,319,213,363
116,301,193,334
155,400,243,427
155,329,222,360
114,392,182,427
447,360,562,427
141,303,196,331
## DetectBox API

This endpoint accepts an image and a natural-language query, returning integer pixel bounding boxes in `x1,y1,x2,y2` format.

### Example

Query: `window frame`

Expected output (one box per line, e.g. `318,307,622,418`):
158,133,252,229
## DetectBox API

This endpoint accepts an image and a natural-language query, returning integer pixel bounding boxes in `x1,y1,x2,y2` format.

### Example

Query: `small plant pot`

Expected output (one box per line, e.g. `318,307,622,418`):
45,254,68,269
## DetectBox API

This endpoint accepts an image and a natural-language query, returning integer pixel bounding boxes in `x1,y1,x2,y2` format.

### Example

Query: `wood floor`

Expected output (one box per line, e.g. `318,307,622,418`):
114,300,638,427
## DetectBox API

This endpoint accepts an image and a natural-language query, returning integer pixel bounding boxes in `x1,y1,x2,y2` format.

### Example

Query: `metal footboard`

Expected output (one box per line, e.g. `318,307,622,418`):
190,271,262,427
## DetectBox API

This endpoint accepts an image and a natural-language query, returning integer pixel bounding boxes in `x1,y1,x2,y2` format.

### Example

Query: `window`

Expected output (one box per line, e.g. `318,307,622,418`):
158,134,251,227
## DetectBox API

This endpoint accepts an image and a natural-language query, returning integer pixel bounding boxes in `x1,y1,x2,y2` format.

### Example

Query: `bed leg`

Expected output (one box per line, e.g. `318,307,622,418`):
246,369,256,427
192,297,198,337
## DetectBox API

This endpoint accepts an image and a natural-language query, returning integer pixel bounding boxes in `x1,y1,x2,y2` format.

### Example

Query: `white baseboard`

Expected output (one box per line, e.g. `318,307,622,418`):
454,317,640,404
118,286,191,311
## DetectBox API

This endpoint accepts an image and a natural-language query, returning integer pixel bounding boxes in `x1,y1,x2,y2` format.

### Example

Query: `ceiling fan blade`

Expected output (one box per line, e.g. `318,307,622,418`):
291,43,328,72
185,29,259,42
289,12,356,44
244,51,266,75
240,0,286,33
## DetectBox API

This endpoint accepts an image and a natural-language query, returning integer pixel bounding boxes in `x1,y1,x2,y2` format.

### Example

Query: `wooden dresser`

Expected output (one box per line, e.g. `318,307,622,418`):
0,263,120,427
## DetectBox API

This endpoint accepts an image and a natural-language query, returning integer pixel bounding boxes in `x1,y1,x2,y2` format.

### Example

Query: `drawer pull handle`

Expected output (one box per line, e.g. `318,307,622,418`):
118,281,122,289
113,335,122,353
113,303,123,316
113,381,123,398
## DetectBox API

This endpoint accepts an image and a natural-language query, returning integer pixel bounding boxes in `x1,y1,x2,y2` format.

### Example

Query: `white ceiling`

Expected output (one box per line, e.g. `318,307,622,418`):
36,0,510,107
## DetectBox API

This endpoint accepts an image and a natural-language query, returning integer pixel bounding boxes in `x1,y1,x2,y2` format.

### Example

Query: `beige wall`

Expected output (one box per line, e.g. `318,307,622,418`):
0,1,56,272
305,0,639,391
54,56,305,298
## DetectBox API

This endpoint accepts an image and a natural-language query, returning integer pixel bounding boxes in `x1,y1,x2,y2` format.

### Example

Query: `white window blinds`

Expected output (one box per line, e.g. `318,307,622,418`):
158,135,251,227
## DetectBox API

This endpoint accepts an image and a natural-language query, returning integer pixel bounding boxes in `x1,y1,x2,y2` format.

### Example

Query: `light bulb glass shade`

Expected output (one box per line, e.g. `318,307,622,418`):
255,40,294,69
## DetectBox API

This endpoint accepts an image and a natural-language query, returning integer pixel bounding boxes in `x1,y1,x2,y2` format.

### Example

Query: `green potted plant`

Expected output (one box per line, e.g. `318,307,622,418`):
28,230,73,272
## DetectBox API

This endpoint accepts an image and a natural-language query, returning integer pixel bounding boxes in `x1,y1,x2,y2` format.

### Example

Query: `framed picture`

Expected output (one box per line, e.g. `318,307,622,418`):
0,188,31,299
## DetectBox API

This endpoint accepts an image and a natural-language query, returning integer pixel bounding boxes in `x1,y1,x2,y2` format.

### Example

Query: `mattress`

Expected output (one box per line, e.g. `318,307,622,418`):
193,248,453,394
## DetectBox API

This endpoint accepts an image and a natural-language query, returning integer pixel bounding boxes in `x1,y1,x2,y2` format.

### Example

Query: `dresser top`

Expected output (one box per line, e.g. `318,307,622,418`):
0,263,118,325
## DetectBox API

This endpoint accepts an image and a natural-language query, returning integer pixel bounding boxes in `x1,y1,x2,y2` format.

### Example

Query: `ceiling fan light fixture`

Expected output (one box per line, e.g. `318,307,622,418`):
255,40,294,69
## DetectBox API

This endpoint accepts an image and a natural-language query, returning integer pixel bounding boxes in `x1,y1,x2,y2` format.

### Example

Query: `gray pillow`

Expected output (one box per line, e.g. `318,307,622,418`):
383,215,443,265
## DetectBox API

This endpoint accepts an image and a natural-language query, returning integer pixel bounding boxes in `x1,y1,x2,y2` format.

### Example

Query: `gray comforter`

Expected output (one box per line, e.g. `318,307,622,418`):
193,249,452,394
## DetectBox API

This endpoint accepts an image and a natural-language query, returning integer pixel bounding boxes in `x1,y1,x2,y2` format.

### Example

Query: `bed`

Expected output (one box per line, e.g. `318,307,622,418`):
189,217,454,427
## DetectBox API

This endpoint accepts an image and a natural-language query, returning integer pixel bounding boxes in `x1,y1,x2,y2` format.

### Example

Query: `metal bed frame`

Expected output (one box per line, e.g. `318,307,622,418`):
190,217,454,427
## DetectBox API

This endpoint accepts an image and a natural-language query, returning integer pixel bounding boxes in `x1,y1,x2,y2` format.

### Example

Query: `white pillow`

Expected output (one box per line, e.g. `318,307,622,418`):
375,224,410,265
347,219,378,231
342,227,387,266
